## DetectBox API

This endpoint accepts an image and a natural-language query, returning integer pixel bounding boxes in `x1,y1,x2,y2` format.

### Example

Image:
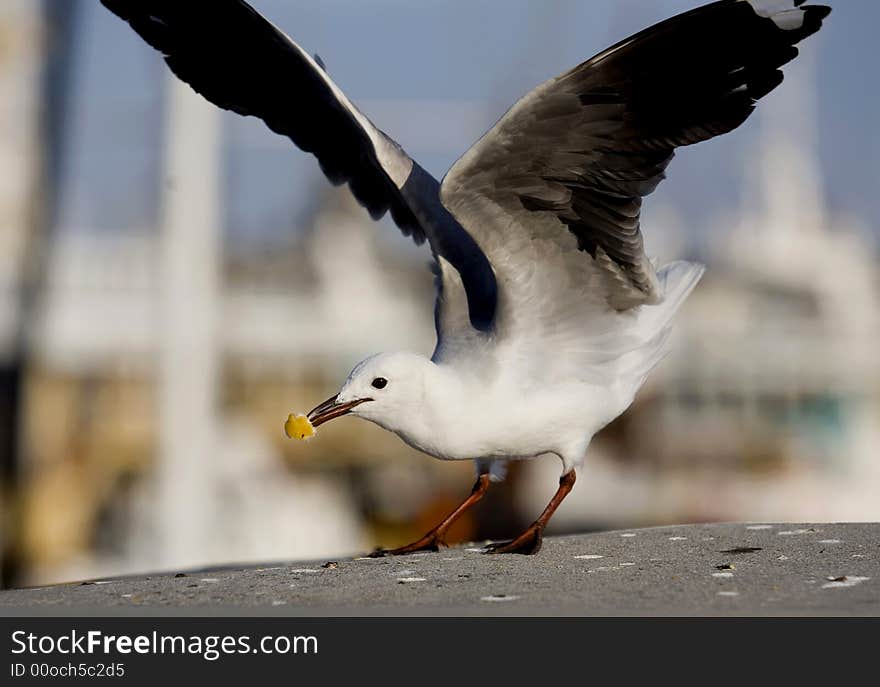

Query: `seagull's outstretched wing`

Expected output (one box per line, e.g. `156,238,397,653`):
440,0,830,324
101,0,498,332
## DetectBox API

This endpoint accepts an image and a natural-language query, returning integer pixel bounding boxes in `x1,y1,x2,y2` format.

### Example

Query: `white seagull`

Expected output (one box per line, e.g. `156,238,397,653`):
103,0,831,554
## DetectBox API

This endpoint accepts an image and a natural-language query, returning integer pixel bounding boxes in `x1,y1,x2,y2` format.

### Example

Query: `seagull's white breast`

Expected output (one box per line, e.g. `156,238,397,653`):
392,368,629,466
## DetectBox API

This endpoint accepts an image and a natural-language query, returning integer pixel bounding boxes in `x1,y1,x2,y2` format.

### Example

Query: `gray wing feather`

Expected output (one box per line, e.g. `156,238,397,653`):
441,0,831,311
101,0,498,333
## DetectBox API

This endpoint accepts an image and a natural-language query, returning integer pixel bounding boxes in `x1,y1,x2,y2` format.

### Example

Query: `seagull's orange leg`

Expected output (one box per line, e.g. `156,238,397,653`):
369,472,492,557
485,470,576,555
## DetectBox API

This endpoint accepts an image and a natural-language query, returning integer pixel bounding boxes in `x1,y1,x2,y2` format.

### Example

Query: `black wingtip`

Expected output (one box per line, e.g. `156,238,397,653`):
807,5,832,21
99,0,177,54
798,5,832,41
100,0,129,19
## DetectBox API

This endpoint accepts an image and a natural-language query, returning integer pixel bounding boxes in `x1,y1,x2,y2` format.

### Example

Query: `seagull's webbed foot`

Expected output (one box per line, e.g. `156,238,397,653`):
484,470,577,556
367,534,446,558
483,524,544,555
366,472,493,558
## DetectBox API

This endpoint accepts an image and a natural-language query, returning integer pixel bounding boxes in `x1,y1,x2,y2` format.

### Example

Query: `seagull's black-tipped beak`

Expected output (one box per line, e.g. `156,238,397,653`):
306,394,371,427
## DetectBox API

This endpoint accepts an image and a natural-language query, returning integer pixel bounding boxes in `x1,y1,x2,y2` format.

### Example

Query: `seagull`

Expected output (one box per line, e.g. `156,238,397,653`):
102,0,830,555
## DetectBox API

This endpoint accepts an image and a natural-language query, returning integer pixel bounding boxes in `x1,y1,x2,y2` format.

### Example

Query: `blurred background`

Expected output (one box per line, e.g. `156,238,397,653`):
0,0,878,587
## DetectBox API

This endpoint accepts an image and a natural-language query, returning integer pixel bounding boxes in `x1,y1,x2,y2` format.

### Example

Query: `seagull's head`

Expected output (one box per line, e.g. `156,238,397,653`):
306,352,435,436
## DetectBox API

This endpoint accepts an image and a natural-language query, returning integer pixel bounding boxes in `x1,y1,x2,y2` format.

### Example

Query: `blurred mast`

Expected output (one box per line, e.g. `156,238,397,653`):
156,76,222,569
0,0,78,588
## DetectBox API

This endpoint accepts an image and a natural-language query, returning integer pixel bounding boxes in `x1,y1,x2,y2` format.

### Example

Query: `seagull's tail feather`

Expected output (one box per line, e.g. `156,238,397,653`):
643,261,705,340
613,260,705,383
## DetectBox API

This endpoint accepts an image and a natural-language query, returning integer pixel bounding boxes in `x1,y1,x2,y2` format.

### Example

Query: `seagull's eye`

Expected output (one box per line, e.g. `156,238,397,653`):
371,377,388,390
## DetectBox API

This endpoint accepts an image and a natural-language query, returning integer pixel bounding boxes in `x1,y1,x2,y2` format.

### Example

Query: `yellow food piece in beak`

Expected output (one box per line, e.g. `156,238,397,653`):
284,414,315,440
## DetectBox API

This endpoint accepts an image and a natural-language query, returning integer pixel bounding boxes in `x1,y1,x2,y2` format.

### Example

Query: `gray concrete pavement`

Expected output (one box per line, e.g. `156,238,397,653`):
1,523,877,615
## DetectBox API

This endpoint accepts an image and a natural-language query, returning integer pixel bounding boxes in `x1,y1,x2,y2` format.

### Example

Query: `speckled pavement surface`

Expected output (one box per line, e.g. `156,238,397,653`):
1,523,877,615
